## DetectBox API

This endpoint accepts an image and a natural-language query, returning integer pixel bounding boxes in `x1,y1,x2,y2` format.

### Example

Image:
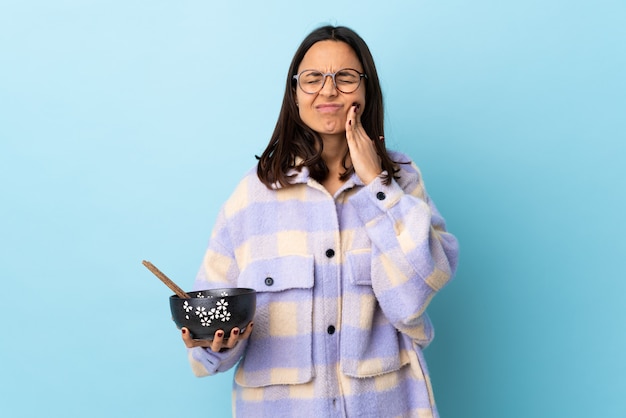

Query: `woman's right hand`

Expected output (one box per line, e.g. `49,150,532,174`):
181,322,254,352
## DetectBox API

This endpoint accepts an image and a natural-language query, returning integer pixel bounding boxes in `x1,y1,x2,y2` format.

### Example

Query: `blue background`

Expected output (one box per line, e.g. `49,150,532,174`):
1,1,625,417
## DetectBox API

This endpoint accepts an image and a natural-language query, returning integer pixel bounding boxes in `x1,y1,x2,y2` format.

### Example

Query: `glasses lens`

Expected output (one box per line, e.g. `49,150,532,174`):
335,69,361,93
299,70,324,94
297,69,363,94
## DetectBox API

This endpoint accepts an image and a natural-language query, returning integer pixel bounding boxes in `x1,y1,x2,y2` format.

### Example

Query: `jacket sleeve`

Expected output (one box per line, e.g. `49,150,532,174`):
349,162,459,341
186,208,250,377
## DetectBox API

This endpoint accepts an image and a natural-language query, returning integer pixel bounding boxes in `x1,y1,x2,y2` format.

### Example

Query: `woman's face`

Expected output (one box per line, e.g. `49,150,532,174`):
295,40,366,139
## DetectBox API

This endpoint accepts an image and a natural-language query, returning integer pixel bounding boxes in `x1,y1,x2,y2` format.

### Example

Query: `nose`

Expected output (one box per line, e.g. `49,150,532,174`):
319,74,338,96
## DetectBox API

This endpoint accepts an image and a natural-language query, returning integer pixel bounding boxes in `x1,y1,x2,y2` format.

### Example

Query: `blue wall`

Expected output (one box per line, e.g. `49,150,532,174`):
1,1,625,417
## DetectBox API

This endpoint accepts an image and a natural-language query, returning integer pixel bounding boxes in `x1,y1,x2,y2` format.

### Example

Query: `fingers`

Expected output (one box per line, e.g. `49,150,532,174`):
222,328,240,350
345,103,384,143
346,103,362,133
210,327,252,351
180,327,226,350
221,322,255,350
181,323,255,352
240,322,254,339
210,330,226,352
181,327,192,347
351,102,361,127
345,103,383,185
181,327,209,348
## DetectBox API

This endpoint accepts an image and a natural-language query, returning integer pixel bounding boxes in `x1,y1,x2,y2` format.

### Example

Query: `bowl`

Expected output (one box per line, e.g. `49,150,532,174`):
169,288,256,340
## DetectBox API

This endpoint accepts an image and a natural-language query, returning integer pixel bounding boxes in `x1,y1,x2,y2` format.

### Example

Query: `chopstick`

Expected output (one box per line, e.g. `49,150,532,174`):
142,260,190,298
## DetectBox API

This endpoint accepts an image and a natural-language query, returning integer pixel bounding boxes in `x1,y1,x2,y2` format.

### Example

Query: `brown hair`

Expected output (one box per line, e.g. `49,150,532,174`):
256,25,399,188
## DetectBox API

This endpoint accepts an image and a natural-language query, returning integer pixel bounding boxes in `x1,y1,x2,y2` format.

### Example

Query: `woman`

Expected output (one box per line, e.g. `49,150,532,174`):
181,25,459,418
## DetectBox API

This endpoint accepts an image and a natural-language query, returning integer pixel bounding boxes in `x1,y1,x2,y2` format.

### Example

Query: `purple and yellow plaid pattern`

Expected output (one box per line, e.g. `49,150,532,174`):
187,151,459,418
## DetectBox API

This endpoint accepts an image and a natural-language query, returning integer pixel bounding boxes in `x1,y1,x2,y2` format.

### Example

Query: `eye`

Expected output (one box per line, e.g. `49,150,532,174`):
301,71,323,84
336,70,359,85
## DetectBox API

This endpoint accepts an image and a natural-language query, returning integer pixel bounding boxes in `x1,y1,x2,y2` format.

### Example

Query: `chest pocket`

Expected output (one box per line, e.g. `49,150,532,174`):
234,255,315,387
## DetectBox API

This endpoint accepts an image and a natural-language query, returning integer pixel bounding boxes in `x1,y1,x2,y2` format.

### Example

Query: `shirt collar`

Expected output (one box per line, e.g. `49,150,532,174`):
270,157,364,191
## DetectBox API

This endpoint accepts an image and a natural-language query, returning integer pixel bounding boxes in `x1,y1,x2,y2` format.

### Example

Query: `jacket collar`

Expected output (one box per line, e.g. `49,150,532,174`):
271,156,364,191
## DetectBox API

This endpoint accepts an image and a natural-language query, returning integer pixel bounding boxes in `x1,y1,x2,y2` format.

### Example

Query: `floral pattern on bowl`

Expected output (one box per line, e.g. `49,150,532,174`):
169,288,256,340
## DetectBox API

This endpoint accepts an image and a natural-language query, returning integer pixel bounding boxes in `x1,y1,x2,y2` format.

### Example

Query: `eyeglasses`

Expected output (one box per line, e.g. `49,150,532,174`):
293,68,367,94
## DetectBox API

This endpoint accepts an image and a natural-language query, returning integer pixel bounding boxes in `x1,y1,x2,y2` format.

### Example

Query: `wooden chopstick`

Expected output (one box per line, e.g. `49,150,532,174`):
142,260,190,298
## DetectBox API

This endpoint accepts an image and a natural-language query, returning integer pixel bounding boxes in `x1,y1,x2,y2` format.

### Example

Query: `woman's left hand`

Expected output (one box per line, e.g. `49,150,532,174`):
345,103,382,185
181,322,253,352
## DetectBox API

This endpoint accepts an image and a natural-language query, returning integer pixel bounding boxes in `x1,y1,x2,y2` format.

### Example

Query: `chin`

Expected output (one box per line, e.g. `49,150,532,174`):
318,121,344,134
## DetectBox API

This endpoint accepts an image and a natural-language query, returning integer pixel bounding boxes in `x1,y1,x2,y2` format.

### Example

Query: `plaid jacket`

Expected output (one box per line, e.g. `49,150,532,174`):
188,151,459,418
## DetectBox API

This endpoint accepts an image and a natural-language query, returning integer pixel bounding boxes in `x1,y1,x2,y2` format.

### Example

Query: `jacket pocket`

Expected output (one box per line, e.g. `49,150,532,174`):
341,249,409,378
235,255,315,387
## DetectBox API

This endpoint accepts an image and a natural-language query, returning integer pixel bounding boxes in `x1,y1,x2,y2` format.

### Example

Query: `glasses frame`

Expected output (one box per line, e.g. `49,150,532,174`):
293,68,367,94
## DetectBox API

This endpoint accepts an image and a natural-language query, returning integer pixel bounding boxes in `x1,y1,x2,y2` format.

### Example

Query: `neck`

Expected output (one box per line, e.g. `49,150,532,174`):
319,133,348,169
318,134,349,195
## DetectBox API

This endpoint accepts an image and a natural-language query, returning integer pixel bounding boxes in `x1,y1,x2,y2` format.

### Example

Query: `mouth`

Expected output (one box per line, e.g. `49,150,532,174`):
315,103,343,113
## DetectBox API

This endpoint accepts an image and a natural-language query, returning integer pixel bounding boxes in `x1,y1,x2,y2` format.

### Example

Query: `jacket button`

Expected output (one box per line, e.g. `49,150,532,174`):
264,277,274,286
325,249,335,258
376,191,386,200
327,325,336,335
